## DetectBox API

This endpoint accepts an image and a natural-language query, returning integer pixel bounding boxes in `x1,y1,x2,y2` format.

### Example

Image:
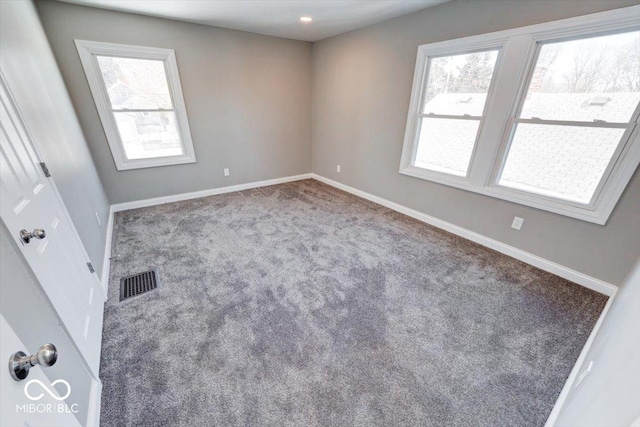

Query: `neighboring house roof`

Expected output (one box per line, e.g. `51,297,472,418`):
107,81,168,110
107,81,137,107
417,92,639,203
424,92,639,122
520,92,639,123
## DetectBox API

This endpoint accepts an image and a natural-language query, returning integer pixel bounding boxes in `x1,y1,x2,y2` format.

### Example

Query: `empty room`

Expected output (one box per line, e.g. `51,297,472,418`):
1,0,639,426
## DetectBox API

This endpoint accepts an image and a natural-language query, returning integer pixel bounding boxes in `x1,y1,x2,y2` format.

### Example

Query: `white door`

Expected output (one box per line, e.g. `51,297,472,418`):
0,314,81,427
0,76,104,377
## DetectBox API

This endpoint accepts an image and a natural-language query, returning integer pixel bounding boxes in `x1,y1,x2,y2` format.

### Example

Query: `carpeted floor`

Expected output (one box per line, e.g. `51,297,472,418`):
100,179,607,427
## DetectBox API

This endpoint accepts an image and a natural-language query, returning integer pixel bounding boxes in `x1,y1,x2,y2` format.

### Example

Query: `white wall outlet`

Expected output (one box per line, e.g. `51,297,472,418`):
511,216,524,230
95,212,101,226
337,165,341,173
575,361,594,389
223,168,230,177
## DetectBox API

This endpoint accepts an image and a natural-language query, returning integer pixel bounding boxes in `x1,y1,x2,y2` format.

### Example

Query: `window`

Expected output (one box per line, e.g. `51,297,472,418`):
400,7,640,224
498,32,639,205
416,50,499,176
75,40,195,170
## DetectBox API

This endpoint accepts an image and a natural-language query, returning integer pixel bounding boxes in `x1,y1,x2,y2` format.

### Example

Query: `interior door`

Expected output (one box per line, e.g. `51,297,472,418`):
0,315,80,427
0,314,81,427
0,76,104,377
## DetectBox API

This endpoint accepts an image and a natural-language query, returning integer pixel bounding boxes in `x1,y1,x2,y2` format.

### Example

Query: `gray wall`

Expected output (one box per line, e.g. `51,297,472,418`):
311,0,640,286
0,222,93,425
36,0,312,204
1,0,110,274
33,0,640,285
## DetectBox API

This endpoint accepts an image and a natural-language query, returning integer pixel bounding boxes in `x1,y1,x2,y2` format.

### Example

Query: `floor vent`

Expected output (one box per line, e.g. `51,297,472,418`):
120,268,160,301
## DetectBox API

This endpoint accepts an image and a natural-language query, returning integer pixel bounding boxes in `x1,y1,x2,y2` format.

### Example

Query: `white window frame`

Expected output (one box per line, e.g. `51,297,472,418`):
399,6,640,225
75,40,196,170
404,44,504,180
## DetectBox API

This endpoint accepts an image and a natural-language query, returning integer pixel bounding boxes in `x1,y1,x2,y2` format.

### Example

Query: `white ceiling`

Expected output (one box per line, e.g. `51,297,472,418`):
56,0,450,42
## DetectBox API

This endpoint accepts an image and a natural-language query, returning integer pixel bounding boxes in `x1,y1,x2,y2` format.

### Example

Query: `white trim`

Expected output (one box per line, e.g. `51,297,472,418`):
98,171,620,426
47,178,107,300
0,71,107,301
400,164,632,224
86,378,103,427
544,289,617,426
311,173,617,296
104,169,619,296
75,40,196,171
111,174,312,212
399,6,640,225
100,206,115,298
310,175,620,425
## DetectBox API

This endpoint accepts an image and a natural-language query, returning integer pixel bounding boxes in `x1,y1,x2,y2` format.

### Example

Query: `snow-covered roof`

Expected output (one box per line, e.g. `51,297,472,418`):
424,92,639,122
417,91,639,203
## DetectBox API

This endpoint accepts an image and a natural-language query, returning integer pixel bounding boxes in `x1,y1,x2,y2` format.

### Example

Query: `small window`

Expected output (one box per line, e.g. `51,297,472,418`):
400,7,640,224
75,40,195,170
416,50,499,176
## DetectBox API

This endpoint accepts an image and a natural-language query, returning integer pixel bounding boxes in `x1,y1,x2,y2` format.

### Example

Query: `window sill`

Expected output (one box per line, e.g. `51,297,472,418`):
115,155,196,171
399,166,609,225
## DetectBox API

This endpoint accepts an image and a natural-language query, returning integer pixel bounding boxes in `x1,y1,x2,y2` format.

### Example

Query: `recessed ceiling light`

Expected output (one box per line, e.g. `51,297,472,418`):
300,16,313,23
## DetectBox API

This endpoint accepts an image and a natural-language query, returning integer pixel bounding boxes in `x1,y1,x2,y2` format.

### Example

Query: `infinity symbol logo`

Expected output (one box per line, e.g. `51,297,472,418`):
24,379,71,401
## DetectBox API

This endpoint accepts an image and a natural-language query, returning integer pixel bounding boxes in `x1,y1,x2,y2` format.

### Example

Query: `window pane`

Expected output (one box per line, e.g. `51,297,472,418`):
114,111,183,160
414,118,480,176
97,56,173,110
499,124,625,203
520,31,640,122
423,50,499,116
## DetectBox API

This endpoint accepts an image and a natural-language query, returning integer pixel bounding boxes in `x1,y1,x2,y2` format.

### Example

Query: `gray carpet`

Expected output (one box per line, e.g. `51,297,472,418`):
100,179,607,427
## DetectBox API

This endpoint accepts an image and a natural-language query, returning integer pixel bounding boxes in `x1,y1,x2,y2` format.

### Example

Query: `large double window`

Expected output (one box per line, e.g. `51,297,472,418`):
76,40,195,170
400,8,640,224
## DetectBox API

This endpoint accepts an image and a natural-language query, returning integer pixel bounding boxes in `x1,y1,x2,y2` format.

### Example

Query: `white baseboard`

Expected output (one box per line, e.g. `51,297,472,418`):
111,173,313,212
86,377,102,427
96,171,618,426
102,173,313,299
309,173,619,425
104,171,617,296
310,173,617,296
97,171,617,425
543,288,617,426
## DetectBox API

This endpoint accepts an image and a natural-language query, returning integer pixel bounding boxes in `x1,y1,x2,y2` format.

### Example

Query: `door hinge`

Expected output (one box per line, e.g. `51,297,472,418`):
87,262,95,274
39,162,51,178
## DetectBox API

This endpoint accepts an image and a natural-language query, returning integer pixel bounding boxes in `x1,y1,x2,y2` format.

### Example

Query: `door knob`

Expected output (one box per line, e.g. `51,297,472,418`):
9,343,57,381
19,228,46,244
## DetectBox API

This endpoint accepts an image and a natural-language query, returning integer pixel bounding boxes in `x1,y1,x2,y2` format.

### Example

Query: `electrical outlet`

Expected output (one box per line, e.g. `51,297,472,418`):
95,212,101,226
337,165,341,173
511,216,524,230
223,168,230,177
